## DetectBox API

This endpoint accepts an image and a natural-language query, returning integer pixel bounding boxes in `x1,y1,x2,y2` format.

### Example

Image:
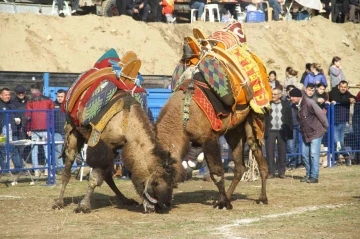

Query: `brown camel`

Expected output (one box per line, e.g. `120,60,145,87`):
53,50,175,213
156,22,271,209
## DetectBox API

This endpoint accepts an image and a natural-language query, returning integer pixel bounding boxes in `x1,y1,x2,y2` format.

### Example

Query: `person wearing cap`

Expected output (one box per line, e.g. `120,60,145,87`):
25,84,55,177
289,88,328,183
12,85,29,139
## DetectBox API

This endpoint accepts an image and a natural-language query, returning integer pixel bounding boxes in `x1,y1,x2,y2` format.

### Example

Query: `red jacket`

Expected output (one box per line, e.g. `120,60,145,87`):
25,93,55,131
161,0,174,15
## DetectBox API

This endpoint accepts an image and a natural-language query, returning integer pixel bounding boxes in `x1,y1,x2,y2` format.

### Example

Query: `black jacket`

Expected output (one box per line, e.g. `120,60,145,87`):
265,100,293,140
0,100,19,137
329,86,356,124
54,100,66,135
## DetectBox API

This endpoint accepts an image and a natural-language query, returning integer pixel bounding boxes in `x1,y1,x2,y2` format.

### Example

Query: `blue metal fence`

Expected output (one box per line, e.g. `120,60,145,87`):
1,102,359,185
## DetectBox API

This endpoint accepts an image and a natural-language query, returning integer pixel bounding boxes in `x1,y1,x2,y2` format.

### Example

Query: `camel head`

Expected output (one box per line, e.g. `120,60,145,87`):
142,151,176,213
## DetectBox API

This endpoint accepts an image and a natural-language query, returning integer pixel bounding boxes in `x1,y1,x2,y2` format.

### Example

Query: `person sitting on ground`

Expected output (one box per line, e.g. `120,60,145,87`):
57,0,80,17
303,63,328,88
126,0,151,22
189,0,210,21
161,0,176,23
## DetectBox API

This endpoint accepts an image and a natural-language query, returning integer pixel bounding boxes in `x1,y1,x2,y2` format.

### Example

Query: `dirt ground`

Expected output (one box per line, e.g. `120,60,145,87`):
0,165,359,238
0,13,360,90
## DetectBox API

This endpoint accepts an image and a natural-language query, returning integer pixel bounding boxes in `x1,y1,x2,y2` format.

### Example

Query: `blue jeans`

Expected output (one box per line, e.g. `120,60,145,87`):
302,136,322,179
334,123,346,159
267,0,282,20
190,1,205,19
54,133,64,167
31,131,48,171
287,125,300,167
0,138,22,170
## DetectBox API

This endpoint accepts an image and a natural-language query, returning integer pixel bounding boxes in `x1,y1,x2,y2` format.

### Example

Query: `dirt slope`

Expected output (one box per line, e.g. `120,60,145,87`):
0,13,359,86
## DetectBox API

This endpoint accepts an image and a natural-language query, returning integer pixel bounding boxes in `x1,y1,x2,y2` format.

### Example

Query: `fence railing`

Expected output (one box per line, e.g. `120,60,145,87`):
1,102,359,185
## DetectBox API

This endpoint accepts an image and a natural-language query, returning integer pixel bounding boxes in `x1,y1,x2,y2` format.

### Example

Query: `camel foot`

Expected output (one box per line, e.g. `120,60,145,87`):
52,199,64,210
212,198,233,210
74,201,91,213
256,196,268,204
121,198,139,206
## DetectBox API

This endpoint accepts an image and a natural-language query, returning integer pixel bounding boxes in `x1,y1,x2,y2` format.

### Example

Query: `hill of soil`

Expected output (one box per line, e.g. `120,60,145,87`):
0,13,359,88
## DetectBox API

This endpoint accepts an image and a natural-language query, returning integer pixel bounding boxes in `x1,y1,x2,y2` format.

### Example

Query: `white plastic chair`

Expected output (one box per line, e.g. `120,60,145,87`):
190,9,198,23
51,0,72,16
204,4,220,22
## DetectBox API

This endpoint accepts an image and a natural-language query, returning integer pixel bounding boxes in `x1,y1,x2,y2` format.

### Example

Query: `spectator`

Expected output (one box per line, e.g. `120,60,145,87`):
0,88,23,171
329,80,357,166
25,84,55,177
290,88,328,183
149,0,161,22
126,0,151,22
357,90,360,102
304,63,327,88
11,85,30,164
284,66,302,90
57,0,80,17
265,87,293,178
300,63,312,84
116,0,127,15
161,0,176,23
189,0,209,21
315,82,329,111
268,70,281,89
285,85,302,170
53,89,66,174
303,83,316,100
349,0,360,22
267,0,284,21
331,0,350,23
329,56,346,88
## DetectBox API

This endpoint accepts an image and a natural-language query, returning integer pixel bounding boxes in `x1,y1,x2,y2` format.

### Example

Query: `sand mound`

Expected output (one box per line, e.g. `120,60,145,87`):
0,13,359,86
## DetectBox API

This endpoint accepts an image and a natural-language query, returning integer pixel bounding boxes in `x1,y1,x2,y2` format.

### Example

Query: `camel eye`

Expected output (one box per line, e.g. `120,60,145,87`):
152,181,159,187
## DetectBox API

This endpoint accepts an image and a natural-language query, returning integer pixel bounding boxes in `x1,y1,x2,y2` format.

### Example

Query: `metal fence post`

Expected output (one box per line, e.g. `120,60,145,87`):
330,103,335,167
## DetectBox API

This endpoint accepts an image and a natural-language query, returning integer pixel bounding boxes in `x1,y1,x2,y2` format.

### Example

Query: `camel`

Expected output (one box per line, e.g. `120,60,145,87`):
53,49,175,213
156,21,272,209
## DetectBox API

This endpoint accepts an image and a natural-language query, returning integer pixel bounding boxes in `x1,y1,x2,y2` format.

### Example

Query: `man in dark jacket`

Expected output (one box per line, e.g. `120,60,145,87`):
125,0,151,21
53,89,66,172
265,87,293,179
25,84,55,176
0,88,22,170
290,88,328,183
329,80,357,165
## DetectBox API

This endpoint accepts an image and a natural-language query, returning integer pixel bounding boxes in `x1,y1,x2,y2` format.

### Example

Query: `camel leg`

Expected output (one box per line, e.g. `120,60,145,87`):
245,120,268,204
103,168,139,206
203,137,232,210
224,127,247,199
53,129,82,209
74,167,105,213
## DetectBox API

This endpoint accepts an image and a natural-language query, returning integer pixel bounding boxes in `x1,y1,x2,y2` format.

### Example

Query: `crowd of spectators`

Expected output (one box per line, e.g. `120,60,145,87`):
0,84,67,177
264,56,359,183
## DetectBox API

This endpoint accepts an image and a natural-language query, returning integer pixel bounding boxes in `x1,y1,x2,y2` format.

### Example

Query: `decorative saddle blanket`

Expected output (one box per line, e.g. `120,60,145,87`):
63,48,146,127
173,21,271,118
